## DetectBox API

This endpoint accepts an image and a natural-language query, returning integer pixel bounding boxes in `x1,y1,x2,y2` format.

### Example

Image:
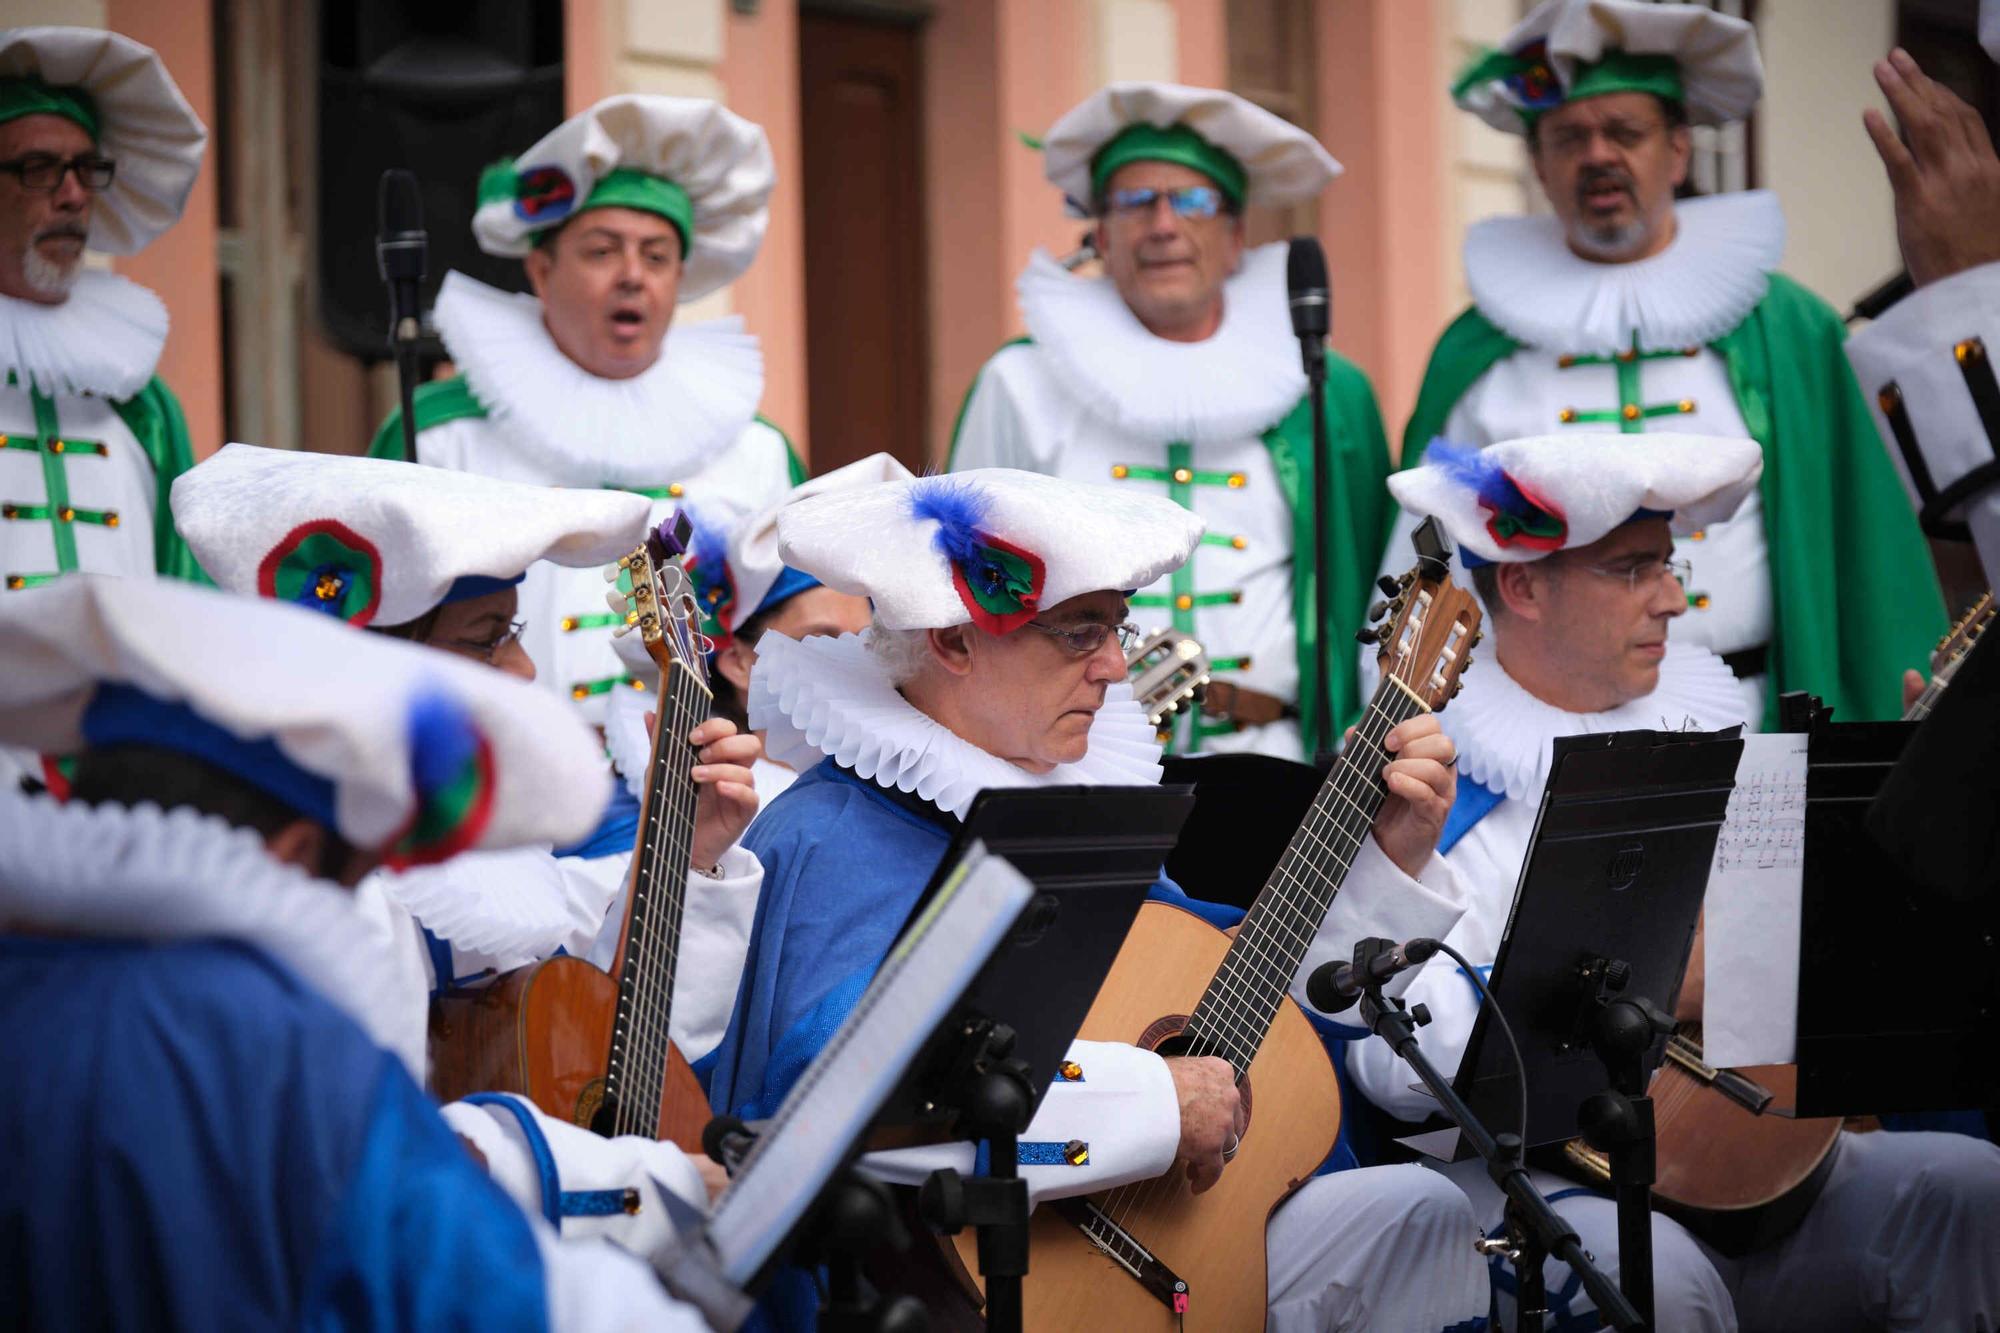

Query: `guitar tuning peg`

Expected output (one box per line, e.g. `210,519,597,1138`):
1368,600,1390,623
611,622,634,639
605,589,629,615
602,563,623,583
1356,627,1381,646
1377,575,1402,597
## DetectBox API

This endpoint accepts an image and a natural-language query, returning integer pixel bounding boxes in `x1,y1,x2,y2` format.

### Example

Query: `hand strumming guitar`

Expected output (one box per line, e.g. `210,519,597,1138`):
1166,1054,1247,1195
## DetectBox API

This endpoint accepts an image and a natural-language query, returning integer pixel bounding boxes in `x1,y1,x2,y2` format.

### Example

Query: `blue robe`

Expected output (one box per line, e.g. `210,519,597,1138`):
706,757,1236,1120
0,933,553,1330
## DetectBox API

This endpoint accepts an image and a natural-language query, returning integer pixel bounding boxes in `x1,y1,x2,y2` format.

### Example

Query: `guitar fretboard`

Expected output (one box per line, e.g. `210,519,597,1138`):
602,657,711,1138
1181,676,1430,1072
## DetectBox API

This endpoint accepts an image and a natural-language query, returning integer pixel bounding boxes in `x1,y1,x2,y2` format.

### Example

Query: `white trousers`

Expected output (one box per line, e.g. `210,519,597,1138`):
1267,1164,1489,1332
1450,1129,2000,1331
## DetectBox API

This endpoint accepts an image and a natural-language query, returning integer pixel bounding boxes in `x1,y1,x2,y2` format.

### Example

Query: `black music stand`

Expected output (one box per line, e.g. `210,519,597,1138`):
1451,726,1742,1329
1159,752,1325,911
1781,696,2000,1120
711,785,1195,1333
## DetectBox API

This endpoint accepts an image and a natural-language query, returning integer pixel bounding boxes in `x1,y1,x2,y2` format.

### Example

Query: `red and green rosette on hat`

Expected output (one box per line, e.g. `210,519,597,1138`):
386,691,498,869
257,520,384,625
910,479,1047,634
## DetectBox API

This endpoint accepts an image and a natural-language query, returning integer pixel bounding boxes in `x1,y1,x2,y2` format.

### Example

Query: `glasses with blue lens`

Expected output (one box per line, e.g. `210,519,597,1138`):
1105,185,1223,221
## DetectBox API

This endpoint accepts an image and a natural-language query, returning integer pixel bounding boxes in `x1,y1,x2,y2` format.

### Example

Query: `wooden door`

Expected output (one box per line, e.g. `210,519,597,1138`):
798,10,931,477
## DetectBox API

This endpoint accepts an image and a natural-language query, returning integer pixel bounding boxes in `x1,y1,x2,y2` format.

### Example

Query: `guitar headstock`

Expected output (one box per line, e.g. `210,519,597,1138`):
1930,591,1994,687
603,511,711,684
1358,516,1483,711
1126,628,1211,738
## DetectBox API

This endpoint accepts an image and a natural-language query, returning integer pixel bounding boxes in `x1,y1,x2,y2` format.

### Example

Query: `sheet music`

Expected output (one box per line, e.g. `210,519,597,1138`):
703,844,1032,1289
1702,731,1809,1068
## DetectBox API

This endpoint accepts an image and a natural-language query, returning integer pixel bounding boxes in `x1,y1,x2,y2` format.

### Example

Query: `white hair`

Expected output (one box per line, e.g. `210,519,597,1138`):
863,613,934,686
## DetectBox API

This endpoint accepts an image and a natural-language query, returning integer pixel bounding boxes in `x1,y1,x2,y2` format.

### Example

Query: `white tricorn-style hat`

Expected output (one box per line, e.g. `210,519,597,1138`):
471,93,774,303
1390,433,1762,566
776,467,1204,634
172,443,653,628
685,451,915,650
0,26,207,254
1453,0,1763,135
1040,81,1341,213
0,575,609,865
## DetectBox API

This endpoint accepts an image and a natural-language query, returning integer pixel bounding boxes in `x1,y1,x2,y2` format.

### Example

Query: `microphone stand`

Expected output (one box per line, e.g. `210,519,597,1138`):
1305,340,1334,762
376,169,428,463
1353,984,1646,1332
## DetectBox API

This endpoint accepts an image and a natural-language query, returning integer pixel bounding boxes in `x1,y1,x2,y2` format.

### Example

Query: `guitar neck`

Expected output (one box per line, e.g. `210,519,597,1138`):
1181,675,1433,1071
603,658,712,1138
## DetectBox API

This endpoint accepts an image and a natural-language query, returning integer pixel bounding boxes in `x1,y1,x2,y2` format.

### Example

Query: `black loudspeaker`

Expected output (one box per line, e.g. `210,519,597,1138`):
316,1,566,360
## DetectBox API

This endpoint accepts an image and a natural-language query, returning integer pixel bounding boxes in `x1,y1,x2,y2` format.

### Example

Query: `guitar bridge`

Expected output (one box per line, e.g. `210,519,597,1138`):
1051,1196,1190,1314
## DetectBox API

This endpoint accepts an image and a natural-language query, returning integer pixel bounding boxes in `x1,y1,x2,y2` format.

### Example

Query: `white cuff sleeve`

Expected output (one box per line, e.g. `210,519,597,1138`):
670,844,763,1058
855,1039,1181,1206
442,1095,710,1278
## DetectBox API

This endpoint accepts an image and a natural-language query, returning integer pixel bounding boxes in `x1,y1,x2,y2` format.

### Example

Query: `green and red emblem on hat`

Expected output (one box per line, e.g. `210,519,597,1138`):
257,519,384,625
386,692,498,869
949,533,1046,634
1483,471,1569,552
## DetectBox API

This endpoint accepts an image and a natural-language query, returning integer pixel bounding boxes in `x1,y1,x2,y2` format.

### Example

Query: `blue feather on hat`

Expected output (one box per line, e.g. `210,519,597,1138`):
908,476,993,570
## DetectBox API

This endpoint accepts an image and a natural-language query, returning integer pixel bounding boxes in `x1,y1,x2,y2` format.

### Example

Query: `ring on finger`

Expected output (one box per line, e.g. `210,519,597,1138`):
1222,1132,1241,1162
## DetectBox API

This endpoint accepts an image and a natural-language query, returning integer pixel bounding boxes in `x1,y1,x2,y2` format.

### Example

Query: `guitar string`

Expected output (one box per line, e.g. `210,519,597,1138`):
1093,690,1408,1238
1096,674,1427,1236
613,596,706,1136
1095,686,1408,1232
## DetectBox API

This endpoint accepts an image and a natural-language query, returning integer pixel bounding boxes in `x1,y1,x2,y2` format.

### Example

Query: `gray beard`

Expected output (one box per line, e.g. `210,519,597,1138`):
20,240,80,299
1567,214,1654,261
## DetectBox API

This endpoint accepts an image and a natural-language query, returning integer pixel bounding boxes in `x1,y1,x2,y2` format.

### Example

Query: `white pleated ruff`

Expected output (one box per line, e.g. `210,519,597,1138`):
0,794,420,1074
1444,643,1748,802
0,268,167,399
1016,240,1309,445
1464,190,1786,357
746,630,1165,820
432,271,766,487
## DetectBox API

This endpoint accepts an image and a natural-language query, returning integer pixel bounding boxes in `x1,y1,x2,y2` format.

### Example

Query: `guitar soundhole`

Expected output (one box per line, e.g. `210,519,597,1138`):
1137,1015,1255,1130
576,1077,608,1131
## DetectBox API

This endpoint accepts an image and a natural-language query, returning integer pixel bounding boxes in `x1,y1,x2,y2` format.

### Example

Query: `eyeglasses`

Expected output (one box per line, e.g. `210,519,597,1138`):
1539,120,1667,159
1023,619,1142,656
1104,185,1224,221
451,618,528,663
1573,557,1692,594
0,153,116,193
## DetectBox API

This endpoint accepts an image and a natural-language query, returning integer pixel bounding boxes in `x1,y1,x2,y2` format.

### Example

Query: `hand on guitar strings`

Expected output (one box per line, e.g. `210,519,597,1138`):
1166,1054,1247,1195
1363,714,1459,880
644,712,764,872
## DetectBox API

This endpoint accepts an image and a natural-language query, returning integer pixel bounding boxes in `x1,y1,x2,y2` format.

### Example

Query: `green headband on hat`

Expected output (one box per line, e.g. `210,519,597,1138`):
1089,122,1247,207
0,76,100,139
479,160,694,254
1454,46,1684,127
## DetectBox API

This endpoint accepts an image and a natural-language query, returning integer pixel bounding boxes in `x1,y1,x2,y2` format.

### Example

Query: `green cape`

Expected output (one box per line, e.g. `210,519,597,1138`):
947,341,1391,744
1399,272,1946,722
369,377,808,488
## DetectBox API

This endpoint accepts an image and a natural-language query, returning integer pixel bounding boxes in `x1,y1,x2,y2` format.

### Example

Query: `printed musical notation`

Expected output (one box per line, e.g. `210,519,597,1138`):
1712,765,1806,871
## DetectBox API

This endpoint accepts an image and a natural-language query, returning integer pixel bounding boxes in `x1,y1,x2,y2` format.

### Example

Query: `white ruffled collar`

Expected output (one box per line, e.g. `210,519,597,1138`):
1445,643,1747,802
1016,241,1309,444
0,268,167,399
432,271,766,487
1465,191,1786,356
0,795,424,1078
746,630,1166,820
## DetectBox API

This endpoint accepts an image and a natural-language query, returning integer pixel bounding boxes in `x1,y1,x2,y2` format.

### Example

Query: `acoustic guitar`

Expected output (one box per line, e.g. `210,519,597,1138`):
950,518,1482,1329
430,514,714,1149
1560,592,1996,1251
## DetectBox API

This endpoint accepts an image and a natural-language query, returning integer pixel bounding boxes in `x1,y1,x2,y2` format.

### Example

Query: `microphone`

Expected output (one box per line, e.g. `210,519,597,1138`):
1286,235,1330,377
376,168,428,348
1306,937,1441,1015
